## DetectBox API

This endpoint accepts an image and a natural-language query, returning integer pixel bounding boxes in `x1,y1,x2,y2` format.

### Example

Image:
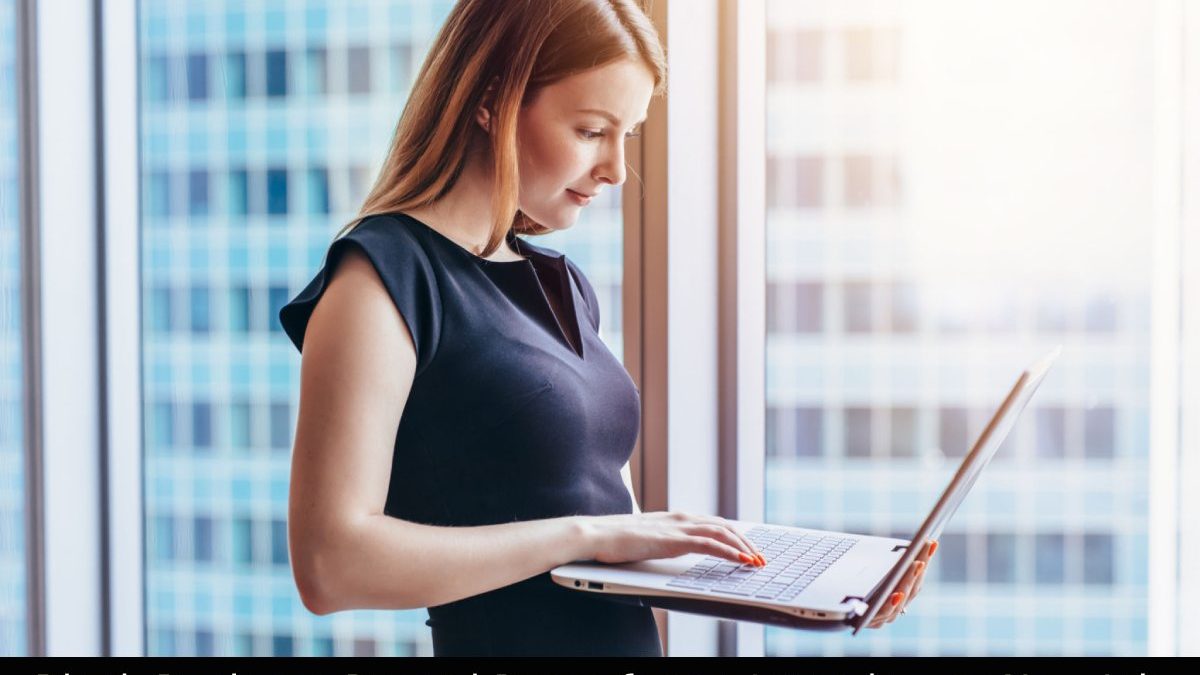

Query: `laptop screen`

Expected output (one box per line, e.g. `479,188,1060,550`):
852,346,1062,633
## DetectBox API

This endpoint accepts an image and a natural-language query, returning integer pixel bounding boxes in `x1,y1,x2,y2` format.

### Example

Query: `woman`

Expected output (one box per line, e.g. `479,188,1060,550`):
278,0,929,657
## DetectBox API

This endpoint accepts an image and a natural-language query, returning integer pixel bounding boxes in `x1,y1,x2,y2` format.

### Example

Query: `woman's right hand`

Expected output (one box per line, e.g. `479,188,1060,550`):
576,511,766,568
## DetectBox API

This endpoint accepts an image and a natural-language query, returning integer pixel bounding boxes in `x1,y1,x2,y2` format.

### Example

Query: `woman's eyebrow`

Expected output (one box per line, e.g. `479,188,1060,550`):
576,107,647,128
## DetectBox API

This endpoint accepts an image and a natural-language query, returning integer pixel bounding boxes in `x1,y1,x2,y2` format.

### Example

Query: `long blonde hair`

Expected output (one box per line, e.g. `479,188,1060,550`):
334,0,667,258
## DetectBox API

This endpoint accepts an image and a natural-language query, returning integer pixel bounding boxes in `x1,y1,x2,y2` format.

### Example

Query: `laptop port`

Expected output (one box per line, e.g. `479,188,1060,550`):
587,581,604,590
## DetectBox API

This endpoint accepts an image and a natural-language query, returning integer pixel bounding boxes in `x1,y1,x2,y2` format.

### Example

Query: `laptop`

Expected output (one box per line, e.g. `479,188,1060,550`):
551,346,1062,633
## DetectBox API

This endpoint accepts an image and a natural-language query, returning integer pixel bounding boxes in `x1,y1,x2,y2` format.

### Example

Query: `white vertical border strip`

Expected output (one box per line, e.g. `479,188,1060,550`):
16,0,45,657
644,0,723,656
715,0,767,658
666,0,722,654
1178,0,1199,656
101,0,143,656
35,0,103,656
1149,0,1182,658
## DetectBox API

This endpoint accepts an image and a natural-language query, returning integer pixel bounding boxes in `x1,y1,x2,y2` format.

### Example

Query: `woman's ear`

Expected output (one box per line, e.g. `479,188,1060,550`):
476,76,499,132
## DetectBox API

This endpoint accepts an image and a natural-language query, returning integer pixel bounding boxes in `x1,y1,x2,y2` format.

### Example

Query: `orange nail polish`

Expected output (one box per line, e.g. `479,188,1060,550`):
756,554,766,566
890,591,905,607
739,552,754,564
929,540,938,556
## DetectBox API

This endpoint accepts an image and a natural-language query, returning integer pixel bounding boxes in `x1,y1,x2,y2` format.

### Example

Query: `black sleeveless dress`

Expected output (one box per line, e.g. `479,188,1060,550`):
278,212,662,657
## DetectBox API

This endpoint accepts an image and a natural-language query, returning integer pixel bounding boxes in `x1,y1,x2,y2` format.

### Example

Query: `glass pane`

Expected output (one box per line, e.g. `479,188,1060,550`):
0,0,26,656
138,0,468,657
764,0,1155,656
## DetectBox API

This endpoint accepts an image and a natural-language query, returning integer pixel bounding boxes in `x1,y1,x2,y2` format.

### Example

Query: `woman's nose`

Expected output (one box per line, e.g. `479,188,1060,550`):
594,145,626,187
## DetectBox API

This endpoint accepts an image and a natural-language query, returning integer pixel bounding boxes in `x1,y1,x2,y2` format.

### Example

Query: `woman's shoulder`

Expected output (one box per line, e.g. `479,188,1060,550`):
341,212,433,257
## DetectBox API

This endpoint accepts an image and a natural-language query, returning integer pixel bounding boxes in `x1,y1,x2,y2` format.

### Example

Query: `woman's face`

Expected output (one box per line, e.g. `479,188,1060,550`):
513,58,655,231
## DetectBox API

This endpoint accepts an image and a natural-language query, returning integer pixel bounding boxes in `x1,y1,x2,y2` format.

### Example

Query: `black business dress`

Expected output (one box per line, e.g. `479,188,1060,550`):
278,212,662,657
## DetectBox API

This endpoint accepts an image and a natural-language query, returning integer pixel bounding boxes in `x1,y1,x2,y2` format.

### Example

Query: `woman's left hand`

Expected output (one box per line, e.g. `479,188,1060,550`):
866,538,937,629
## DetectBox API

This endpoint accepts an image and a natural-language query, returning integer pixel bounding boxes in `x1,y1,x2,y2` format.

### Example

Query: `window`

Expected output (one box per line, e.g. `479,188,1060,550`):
347,46,371,94
1035,533,1066,584
266,168,288,215
1036,407,1067,459
186,53,208,101
192,401,212,450
938,406,969,458
764,0,1157,656
889,282,918,333
843,407,872,458
794,407,823,458
194,516,214,563
986,533,1017,584
265,49,288,98
890,407,916,458
842,281,872,333
1084,407,1115,459
224,52,247,99
767,281,823,333
938,532,969,583
767,28,823,83
306,167,329,215
188,169,209,217
302,48,327,96
1083,533,1115,585
195,629,214,656
189,285,210,334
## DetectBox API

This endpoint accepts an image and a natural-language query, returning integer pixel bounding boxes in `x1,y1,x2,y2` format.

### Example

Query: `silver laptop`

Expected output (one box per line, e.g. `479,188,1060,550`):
551,346,1062,633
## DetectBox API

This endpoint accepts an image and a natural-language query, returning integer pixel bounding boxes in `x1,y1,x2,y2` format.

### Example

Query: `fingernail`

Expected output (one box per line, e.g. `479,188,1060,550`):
890,591,905,607
929,540,938,556
739,552,755,564
755,554,766,566
915,561,925,572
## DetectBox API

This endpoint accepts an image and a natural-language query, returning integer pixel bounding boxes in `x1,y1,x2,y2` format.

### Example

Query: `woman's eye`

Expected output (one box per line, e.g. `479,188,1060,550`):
578,129,642,140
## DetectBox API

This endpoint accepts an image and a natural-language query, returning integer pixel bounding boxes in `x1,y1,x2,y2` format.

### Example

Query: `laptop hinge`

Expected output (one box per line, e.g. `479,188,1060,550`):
840,596,870,617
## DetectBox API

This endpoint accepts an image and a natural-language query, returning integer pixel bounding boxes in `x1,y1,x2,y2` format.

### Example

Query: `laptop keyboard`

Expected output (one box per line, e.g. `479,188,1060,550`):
665,527,857,602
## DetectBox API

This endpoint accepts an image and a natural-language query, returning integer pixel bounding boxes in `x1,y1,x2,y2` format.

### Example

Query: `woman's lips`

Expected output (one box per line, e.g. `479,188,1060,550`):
566,189,591,206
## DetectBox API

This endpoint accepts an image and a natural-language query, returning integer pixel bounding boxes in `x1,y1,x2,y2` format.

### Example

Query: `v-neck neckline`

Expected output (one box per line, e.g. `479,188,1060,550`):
525,252,585,360
395,212,586,361
510,232,585,361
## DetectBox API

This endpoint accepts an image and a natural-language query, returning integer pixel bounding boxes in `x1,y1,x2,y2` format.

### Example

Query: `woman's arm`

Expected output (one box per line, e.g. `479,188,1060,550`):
302,508,592,614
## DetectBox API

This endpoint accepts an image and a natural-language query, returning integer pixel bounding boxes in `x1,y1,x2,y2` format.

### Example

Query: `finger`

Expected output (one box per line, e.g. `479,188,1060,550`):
911,574,925,600
898,564,928,615
897,562,924,609
871,590,904,628
684,524,761,565
893,561,919,602
685,535,754,565
701,516,765,564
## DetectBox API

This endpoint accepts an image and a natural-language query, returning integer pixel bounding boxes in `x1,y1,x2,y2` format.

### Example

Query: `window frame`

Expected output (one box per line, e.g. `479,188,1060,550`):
101,0,144,658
